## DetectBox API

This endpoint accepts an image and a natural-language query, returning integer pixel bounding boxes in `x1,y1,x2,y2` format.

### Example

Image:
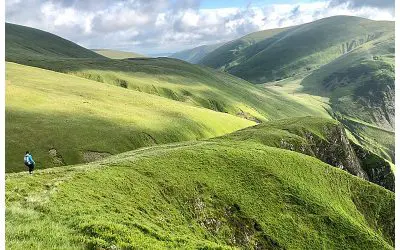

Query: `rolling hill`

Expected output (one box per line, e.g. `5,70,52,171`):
6,118,394,249
92,49,146,59
5,17,396,250
5,62,254,172
169,43,224,63
5,23,329,124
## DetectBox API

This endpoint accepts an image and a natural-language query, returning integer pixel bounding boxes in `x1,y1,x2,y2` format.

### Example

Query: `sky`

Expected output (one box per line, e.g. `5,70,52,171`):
5,0,395,55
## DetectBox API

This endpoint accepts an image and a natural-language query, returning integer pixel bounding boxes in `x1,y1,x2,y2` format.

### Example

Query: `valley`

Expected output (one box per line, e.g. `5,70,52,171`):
4,15,395,250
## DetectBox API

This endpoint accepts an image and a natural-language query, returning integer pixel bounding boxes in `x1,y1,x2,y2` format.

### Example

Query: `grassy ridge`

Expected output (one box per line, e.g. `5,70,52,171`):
92,49,146,59
199,27,288,70
6,133,394,249
5,23,103,60
200,16,393,84
5,62,254,172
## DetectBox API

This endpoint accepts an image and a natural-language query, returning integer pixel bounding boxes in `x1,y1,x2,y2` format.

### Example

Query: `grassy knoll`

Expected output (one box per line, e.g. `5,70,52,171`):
92,49,146,59
6,134,394,249
5,62,254,172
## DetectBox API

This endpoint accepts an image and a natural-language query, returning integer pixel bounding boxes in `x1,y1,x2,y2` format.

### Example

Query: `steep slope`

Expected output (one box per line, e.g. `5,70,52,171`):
200,16,393,84
5,23,103,61
6,128,394,249
5,62,254,172
92,49,146,59
169,43,224,63
218,116,394,191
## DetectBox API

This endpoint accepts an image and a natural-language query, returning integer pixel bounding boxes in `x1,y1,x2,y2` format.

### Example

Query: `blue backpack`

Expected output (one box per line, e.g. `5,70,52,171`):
24,154,31,165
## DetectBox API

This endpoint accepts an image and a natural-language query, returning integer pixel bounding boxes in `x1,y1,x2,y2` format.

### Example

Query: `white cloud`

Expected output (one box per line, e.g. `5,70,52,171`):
5,0,395,55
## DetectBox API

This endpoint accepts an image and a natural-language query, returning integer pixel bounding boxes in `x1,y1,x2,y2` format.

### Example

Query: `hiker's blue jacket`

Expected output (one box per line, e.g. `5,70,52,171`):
24,154,35,164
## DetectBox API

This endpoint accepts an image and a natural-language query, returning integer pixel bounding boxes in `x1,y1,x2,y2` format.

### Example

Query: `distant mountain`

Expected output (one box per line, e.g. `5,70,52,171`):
148,52,173,57
199,27,288,71
5,22,103,61
169,43,224,63
200,16,393,83
92,49,146,59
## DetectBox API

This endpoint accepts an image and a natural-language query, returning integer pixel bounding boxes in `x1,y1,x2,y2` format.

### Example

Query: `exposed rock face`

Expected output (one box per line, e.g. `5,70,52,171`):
278,123,394,191
83,151,111,163
191,191,283,249
279,124,368,180
304,125,368,180
48,148,65,166
351,142,395,192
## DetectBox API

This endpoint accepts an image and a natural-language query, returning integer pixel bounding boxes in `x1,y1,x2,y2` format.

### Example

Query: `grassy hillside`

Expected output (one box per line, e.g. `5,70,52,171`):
200,16,393,84
169,43,224,63
6,126,394,249
199,27,288,71
7,57,330,123
5,62,254,172
92,49,146,59
292,26,393,162
5,23,103,61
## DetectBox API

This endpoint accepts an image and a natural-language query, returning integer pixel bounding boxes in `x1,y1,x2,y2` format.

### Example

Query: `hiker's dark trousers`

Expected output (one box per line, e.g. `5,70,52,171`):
25,163,34,173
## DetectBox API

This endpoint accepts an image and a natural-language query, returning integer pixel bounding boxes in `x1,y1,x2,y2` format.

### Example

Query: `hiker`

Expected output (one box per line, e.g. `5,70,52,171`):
24,151,35,174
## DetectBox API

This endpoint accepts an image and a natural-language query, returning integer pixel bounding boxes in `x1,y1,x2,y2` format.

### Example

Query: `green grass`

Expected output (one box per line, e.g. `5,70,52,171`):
5,62,255,172
92,49,146,59
6,56,328,123
6,133,394,249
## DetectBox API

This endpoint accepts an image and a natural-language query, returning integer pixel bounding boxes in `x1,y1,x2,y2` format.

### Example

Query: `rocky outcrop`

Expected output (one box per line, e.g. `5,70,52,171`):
278,123,394,191
351,142,394,192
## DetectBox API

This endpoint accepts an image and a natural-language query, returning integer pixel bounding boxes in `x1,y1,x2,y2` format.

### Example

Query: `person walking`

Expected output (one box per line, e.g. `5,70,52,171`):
24,151,35,174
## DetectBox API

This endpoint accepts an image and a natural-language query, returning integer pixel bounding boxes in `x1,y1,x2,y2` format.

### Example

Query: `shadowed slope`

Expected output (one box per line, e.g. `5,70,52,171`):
5,62,254,172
